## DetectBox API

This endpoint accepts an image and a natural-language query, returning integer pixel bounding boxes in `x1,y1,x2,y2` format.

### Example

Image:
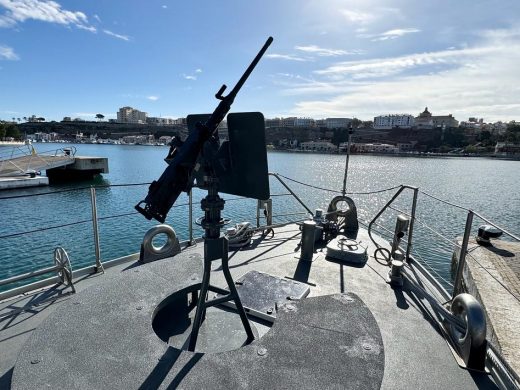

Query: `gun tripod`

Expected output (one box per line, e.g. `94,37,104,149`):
187,174,255,352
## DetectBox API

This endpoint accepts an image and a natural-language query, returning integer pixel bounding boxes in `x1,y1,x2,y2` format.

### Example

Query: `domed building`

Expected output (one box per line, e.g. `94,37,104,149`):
414,107,459,129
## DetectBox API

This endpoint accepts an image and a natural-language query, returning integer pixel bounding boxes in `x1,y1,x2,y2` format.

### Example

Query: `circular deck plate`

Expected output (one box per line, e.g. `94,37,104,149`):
13,252,384,390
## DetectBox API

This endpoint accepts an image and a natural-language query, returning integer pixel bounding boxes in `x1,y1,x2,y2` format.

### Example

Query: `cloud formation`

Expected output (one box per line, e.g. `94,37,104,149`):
281,27,520,121
103,29,130,41
359,28,421,41
266,53,309,62
147,95,159,101
0,0,95,31
295,45,362,57
0,44,18,60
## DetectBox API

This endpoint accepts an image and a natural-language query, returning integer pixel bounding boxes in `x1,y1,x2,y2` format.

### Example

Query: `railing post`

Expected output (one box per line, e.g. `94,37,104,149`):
405,187,419,262
188,189,194,245
453,210,474,298
90,187,104,273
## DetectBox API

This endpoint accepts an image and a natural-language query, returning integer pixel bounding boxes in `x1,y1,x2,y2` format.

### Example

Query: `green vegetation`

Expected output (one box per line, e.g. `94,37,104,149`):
0,122,21,140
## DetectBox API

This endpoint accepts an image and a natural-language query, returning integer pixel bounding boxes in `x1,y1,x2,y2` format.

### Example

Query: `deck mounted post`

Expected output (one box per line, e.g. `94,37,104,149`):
453,210,474,297
90,187,104,273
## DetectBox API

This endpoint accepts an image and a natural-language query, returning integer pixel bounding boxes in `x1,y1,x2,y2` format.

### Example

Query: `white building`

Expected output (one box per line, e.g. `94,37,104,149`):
326,118,351,129
300,140,337,152
295,118,316,127
117,107,147,124
353,143,399,153
374,114,414,129
147,117,176,126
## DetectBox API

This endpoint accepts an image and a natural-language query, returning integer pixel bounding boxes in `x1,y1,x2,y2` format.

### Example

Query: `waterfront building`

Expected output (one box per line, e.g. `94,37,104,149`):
117,107,147,124
352,142,399,153
300,140,337,152
373,114,414,129
495,142,520,155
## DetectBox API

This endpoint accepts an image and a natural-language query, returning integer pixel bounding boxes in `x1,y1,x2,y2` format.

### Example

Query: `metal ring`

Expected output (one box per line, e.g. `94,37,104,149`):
142,225,178,256
328,196,355,218
451,293,486,349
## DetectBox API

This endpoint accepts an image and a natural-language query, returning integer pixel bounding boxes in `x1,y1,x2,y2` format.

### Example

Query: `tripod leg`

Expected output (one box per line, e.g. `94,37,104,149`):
188,260,211,351
221,242,255,342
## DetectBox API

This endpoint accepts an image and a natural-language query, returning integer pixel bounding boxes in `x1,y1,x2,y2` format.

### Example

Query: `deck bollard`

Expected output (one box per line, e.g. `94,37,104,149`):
301,220,316,261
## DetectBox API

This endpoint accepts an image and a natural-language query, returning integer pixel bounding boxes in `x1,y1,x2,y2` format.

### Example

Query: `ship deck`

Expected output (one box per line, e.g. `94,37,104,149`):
0,225,496,389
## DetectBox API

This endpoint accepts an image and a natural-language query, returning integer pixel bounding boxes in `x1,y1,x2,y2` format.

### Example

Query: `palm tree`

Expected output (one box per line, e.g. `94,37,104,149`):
96,113,105,122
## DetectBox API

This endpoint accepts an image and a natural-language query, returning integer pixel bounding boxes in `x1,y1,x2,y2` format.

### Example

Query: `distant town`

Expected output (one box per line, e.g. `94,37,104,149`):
1,106,519,157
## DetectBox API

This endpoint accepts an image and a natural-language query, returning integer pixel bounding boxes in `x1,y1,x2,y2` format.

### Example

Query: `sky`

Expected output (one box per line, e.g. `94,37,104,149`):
1,0,519,122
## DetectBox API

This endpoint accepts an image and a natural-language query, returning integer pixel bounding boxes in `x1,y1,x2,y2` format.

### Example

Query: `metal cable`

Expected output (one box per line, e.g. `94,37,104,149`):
274,173,403,195
419,190,469,212
465,251,520,303
0,182,152,200
412,250,454,288
0,219,92,239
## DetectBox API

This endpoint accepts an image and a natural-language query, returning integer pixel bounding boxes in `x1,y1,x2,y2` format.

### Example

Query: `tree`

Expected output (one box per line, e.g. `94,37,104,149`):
37,117,45,122
5,123,20,139
351,118,362,129
96,113,105,122
0,123,5,139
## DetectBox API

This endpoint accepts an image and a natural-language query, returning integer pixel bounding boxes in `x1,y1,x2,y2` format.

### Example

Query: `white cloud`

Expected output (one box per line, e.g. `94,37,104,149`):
314,46,494,79
76,24,96,33
93,14,101,23
361,28,421,41
0,44,19,60
103,29,130,41
147,95,159,101
195,68,202,73
266,53,309,62
0,0,95,32
280,28,520,121
340,9,376,25
161,5,167,9
183,74,196,80
295,45,363,57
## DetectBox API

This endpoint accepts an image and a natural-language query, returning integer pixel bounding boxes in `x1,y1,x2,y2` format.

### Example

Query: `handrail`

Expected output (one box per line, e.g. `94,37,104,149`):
1,175,518,304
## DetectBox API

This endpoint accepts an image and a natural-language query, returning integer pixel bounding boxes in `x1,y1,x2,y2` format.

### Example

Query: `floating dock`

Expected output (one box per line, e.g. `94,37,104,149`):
457,238,520,374
0,175,49,190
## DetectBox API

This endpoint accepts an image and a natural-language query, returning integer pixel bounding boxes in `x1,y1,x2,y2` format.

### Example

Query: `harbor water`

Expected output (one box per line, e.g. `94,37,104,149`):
1,143,519,292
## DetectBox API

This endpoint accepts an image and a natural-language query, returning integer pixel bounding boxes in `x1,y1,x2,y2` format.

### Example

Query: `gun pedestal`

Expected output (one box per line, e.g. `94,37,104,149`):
188,175,255,352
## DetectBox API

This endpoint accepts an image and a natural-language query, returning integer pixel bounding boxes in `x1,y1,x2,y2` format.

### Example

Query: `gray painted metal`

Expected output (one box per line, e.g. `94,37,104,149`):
217,270,310,322
12,252,385,389
139,224,181,264
300,221,316,261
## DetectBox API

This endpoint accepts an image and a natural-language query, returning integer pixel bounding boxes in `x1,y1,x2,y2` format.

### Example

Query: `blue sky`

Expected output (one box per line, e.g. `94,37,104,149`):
1,0,519,122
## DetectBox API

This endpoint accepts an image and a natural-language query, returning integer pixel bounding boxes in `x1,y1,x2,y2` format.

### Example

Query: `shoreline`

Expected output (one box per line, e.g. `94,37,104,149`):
268,148,520,161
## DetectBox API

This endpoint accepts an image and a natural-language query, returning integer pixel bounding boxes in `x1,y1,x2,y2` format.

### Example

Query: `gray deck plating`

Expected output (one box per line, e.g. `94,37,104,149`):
3,226,495,389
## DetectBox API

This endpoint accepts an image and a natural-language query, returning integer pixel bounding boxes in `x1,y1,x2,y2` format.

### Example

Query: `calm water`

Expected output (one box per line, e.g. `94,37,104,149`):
1,143,519,292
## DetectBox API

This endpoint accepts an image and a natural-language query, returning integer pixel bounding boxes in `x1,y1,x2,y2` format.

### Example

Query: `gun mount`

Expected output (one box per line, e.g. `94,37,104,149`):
135,36,273,223
134,37,273,352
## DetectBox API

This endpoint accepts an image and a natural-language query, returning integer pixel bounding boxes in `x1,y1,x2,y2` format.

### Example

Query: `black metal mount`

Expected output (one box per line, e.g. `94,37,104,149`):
188,174,255,351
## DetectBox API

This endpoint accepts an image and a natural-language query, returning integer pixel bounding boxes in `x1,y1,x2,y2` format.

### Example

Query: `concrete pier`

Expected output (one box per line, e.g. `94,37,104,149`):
0,156,108,189
46,156,109,182
455,238,520,374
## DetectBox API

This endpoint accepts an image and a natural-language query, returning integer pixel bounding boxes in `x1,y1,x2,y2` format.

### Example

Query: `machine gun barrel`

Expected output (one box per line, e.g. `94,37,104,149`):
135,37,273,223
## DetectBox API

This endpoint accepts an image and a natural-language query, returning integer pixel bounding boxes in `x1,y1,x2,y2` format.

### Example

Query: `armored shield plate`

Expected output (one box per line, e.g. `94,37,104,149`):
187,112,270,200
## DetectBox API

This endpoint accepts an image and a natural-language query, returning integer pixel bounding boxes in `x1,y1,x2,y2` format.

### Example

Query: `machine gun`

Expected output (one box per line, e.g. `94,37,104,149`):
135,37,273,223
